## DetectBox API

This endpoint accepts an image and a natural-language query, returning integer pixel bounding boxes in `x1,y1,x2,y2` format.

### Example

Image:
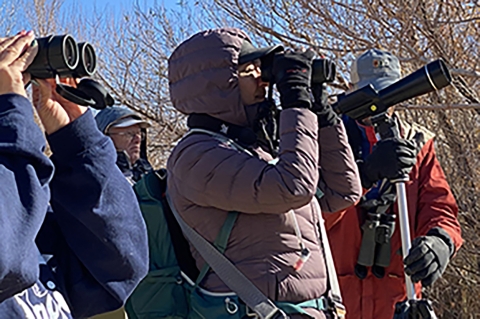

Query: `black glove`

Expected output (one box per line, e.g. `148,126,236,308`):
404,227,454,287
360,137,417,189
272,49,314,109
311,83,338,128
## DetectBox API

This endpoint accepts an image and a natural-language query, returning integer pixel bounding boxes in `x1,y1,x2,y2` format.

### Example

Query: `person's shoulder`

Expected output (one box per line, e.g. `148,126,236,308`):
172,130,236,155
398,118,435,147
168,130,246,174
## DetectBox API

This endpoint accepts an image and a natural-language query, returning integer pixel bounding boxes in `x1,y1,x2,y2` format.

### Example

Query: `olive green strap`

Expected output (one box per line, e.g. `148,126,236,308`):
195,211,239,285
276,297,329,317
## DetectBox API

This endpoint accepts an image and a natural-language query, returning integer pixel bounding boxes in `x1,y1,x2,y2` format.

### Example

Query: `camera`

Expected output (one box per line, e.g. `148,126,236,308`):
26,34,97,79
260,54,336,85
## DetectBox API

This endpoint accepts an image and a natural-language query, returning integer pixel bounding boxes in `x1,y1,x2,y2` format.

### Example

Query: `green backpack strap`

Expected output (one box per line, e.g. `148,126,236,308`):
315,187,324,201
275,297,329,317
195,211,238,285
134,169,167,201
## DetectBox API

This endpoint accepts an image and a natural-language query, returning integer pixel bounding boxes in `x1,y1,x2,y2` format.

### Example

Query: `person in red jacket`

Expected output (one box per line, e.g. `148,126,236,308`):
324,49,463,319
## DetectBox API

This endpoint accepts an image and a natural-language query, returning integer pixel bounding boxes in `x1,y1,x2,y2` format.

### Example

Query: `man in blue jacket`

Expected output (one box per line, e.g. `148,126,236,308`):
0,31,148,318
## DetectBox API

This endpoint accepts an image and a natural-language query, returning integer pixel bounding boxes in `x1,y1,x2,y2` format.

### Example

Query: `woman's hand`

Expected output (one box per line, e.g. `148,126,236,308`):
0,30,38,97
32,78,87,134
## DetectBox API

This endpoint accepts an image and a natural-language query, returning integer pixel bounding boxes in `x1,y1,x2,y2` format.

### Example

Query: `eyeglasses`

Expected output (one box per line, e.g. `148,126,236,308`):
238,60,262,78
108,131,146,141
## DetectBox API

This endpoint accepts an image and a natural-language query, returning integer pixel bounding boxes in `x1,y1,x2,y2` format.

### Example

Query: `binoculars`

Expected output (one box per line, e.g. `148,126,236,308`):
355,191,397,279
26,34,97,79
311,58,336,84
260,54,336,85
334,59,452,120
355,212,396,279
24,34,113,109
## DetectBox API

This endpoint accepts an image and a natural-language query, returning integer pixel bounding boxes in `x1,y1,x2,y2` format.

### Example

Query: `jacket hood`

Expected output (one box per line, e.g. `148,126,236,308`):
168,28,251,127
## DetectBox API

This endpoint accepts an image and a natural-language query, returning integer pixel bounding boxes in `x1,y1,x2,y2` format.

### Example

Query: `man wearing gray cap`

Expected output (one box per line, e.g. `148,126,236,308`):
95,106,153,185
91,107,153,319
323,49,462,319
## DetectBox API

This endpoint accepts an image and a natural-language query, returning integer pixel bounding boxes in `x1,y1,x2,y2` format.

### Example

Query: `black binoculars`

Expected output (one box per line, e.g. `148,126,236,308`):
24,34,113,109
311,58,336,84
355,190,397,279
260,54,336,85
355,212,396,279
334,59,452,120
26,34,96,79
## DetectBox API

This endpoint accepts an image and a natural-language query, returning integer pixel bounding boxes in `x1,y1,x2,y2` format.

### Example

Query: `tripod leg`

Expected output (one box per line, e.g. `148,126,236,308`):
396,181,416,300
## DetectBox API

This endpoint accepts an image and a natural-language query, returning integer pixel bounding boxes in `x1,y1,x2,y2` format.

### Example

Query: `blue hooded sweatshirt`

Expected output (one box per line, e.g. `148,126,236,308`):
0,94,148,318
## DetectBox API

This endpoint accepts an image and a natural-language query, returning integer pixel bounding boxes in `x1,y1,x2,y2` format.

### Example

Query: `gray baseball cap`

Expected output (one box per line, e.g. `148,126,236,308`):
95,106,151,134
350,49,402,91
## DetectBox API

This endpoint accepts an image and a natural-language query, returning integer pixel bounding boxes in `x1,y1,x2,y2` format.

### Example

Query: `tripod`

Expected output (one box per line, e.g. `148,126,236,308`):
371,113,438,319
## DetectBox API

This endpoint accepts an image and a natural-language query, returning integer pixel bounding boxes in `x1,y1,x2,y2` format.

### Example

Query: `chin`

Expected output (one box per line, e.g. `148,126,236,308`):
128,152,141,162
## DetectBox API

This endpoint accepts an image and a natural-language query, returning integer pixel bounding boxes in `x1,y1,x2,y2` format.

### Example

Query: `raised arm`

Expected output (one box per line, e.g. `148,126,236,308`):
317,121,362,213
32,79,148,317
310,82,362,213
44,110,148,317
0,32,53,302
169,108,319,214
0,94,54,302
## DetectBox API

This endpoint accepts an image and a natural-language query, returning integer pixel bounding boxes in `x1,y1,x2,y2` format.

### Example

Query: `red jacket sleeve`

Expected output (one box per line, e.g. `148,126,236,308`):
414,139,463,252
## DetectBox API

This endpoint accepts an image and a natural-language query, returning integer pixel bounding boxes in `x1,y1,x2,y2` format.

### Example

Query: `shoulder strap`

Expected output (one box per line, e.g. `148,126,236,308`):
195,211,238,285
312,198,346,319
133,169,167,200
166,193,286,319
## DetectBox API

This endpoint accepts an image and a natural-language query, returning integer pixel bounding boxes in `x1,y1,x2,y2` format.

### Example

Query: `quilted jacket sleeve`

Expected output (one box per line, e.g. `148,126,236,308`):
317,121,362,213
168,108,319,214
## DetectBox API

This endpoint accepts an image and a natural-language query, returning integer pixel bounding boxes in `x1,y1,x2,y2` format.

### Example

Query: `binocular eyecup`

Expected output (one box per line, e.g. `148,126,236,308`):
311,58,336,84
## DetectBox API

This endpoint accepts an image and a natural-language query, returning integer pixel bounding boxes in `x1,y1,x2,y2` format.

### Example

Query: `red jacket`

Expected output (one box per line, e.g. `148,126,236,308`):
324,120,463,319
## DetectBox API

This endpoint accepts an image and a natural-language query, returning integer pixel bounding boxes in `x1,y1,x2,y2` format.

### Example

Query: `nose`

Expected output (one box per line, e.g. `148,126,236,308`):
257,77,269,88
249,65,268,87
255,68,269,88
131,133,142,144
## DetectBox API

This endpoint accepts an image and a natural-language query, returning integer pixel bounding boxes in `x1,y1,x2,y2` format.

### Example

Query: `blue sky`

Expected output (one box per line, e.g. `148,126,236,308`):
61,0,184,14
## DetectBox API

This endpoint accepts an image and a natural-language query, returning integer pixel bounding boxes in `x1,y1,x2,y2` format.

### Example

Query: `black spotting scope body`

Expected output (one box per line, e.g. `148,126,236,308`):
26,34,97,79
333,59,452,120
